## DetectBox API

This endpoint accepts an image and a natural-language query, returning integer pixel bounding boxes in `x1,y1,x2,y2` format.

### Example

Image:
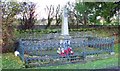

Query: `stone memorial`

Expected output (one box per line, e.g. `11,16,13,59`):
59,6,71,55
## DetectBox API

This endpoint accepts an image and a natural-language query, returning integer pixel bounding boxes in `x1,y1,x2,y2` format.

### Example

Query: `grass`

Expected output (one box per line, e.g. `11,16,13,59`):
2,52,118,69
0,54,2,70
2,53,24,69
39,55,118,69
14,28,116,39
2,43,119,69
114,43,120,53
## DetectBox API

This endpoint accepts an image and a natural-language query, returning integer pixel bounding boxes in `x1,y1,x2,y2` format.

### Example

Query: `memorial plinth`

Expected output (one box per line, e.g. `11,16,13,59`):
59,6,71,50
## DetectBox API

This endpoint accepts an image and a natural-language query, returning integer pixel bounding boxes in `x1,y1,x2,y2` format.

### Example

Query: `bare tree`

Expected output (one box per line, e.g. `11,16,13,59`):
45,5,54,29
19,2,37,30
55,4,62,26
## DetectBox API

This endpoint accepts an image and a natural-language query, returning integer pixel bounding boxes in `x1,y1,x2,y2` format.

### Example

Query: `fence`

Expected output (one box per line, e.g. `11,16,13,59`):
17,34,115,68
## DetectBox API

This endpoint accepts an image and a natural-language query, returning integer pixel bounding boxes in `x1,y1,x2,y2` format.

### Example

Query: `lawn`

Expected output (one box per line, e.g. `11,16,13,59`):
2,51,118,69
40,55,118,69
2,53,24,69
0,54,2,70
1,43,119,69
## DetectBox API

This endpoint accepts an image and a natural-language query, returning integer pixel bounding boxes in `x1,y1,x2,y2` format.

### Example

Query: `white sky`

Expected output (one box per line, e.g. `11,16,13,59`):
16,0,76,19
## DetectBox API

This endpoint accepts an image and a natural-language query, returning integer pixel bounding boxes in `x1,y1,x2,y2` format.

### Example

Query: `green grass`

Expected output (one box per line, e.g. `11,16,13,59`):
37,44,119,69
14,28,117,39
2,52,118,69
2,43,119,69
2,53,24,69
39,56,118,69
0,54,2,70
114,43,120,53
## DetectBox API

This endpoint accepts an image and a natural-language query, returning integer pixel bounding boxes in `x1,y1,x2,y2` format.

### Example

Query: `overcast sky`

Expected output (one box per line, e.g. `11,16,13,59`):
16,0,76,19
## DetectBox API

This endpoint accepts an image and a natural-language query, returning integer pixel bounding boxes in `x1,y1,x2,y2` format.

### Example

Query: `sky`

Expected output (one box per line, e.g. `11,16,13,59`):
16,0,76,19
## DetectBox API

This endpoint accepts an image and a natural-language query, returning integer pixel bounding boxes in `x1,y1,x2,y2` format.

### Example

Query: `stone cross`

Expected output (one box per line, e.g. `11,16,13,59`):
60,6,71,51
61,6,69,36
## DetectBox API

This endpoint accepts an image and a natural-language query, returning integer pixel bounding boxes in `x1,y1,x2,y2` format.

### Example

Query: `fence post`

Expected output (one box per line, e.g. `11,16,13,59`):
19,39,24,62
82,39,86,59
111,37,115,52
